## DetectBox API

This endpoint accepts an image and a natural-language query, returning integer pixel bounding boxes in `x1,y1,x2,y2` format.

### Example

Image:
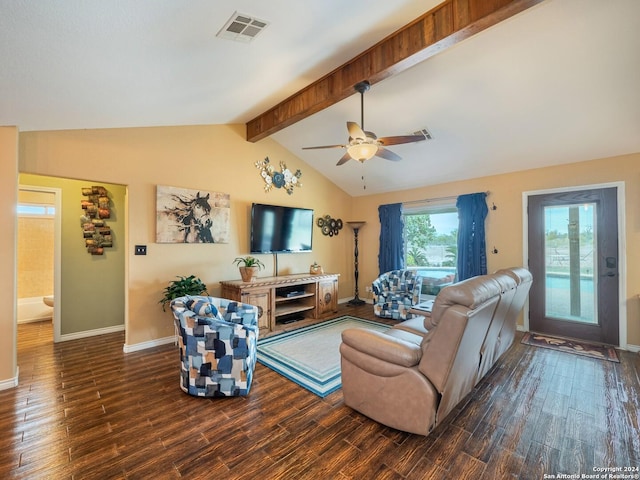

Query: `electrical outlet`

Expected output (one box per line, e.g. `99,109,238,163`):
134,245,147,255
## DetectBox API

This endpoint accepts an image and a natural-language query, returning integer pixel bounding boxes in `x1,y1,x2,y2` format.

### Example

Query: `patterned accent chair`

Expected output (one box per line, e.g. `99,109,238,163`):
170,296,259,397
372,270,423,320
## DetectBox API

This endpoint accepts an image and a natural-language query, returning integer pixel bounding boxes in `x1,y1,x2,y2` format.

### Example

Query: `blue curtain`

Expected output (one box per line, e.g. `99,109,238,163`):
378,203,404,275
456,192,488,281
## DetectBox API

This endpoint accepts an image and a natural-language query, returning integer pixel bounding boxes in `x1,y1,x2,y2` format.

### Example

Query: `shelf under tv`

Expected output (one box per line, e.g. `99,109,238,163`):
275,304,315,319
276,292,314,301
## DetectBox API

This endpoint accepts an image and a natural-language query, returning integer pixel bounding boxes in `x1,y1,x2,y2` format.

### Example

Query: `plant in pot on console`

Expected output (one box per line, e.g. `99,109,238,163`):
159,275,208,311
233,256,265,282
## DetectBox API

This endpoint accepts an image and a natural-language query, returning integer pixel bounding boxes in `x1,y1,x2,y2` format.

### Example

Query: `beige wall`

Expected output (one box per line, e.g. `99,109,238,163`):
352,152,640,346
18,124,355,347
0,127,18,386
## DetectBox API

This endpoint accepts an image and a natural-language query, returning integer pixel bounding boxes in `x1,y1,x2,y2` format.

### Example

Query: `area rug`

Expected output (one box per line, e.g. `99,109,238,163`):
521,332,619,362
257,316,389,397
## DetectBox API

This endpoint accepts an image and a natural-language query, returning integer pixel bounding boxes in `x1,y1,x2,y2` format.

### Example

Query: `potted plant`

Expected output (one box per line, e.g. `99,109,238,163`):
233,256,265,282
159,275,208,311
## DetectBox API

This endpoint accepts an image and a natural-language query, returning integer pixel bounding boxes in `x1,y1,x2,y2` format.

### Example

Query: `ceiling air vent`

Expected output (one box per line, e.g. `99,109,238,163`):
413,128,434,140
217,12,269,43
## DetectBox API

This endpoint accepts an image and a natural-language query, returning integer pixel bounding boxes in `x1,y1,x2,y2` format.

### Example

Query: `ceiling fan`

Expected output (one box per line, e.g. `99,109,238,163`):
302,80,426,166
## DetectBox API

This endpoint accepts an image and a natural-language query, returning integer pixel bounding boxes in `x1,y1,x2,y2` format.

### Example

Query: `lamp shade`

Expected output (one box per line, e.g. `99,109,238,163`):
347,143,378,162
347,221,366,230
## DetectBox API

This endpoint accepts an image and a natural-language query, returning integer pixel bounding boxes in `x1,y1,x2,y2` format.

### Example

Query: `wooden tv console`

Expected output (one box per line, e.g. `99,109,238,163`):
220,273,339,336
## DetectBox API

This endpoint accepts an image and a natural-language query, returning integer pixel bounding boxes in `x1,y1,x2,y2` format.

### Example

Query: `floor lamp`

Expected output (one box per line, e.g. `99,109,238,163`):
347,221,366,306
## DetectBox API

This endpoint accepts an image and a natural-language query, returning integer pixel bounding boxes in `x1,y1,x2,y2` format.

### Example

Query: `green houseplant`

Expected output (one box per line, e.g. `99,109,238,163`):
233,256,265,282
159,275,208,311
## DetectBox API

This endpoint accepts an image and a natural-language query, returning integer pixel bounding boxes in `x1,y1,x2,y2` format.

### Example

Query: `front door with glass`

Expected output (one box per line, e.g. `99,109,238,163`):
527,187,619,345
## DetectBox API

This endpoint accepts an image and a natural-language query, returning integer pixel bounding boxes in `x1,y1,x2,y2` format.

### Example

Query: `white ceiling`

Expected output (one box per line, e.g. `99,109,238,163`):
2,0,639,196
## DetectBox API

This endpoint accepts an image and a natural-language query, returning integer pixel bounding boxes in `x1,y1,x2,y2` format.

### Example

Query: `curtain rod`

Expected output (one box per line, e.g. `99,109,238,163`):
402,191,490,206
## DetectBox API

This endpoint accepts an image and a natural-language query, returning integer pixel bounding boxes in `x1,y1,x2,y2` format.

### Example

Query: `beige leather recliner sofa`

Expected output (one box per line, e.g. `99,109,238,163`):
339,267,532,436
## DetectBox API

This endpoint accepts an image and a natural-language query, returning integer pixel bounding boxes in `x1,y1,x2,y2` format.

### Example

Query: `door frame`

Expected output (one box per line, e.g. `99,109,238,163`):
18,185,62,343
522,181,627,348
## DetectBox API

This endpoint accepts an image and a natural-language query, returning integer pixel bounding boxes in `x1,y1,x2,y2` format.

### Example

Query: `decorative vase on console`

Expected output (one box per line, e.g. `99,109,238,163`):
310,262,324,275
239,266,259,282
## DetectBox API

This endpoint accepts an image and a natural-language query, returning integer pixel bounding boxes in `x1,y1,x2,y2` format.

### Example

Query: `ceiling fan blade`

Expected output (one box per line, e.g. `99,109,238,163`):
336,151,352,166
302,144,346,150
375,146,402,162
377,134,426,146
347,121,367,141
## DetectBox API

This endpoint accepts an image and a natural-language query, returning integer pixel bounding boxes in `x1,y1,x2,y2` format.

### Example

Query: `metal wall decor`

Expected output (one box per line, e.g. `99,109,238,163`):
80,185,113,255
317,215,343,236
255,157,302,194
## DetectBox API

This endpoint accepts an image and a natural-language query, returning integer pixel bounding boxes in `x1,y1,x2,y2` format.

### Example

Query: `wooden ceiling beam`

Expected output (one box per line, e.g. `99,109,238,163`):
246,0,545,142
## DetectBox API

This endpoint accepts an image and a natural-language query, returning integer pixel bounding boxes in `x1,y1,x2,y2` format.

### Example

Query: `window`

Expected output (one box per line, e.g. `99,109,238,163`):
17,204,56,217
403,205,458,270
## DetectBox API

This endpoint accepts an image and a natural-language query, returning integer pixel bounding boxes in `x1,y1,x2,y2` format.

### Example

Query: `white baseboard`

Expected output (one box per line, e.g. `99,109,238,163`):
625,343,640,353
123,335,176,353
59,324,124,342
0,367,19,391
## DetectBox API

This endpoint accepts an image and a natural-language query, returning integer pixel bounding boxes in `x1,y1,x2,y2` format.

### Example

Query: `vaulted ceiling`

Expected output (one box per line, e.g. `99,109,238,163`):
1,0,639,195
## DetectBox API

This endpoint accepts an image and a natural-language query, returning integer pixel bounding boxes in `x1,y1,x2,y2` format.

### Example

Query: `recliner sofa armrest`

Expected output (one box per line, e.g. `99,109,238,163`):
341,328,422,367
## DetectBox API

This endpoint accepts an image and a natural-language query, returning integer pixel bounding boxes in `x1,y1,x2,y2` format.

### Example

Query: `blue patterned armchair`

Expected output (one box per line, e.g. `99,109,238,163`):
170,296,259,397
372,270,423,320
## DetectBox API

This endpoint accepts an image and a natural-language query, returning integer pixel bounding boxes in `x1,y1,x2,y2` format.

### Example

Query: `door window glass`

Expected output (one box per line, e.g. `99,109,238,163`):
544,203,597,324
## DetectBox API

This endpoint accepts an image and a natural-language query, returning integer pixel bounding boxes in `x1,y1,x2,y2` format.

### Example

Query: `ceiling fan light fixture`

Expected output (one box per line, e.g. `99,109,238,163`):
303,80,424,165
347,143,378,162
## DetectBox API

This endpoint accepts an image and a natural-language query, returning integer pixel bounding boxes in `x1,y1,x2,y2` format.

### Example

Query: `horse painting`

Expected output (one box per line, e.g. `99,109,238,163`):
166,192,214,243
156,186,230,244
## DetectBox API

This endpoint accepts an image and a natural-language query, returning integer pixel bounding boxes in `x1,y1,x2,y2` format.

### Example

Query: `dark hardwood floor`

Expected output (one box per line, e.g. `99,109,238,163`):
2,304,639,479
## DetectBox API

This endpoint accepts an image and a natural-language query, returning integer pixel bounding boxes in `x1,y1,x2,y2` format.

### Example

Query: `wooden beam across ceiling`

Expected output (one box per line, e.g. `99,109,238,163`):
246,0,545,142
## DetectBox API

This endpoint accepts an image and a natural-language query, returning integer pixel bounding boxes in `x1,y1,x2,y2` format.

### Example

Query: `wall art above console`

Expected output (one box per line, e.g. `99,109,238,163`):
156,185,230,244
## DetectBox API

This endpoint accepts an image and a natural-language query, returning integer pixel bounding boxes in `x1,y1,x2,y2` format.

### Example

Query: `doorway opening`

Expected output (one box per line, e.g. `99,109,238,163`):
17,185,62,343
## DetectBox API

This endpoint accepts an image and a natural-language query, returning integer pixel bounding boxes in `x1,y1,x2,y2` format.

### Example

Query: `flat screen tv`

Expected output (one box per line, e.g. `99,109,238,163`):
250,203,313,254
